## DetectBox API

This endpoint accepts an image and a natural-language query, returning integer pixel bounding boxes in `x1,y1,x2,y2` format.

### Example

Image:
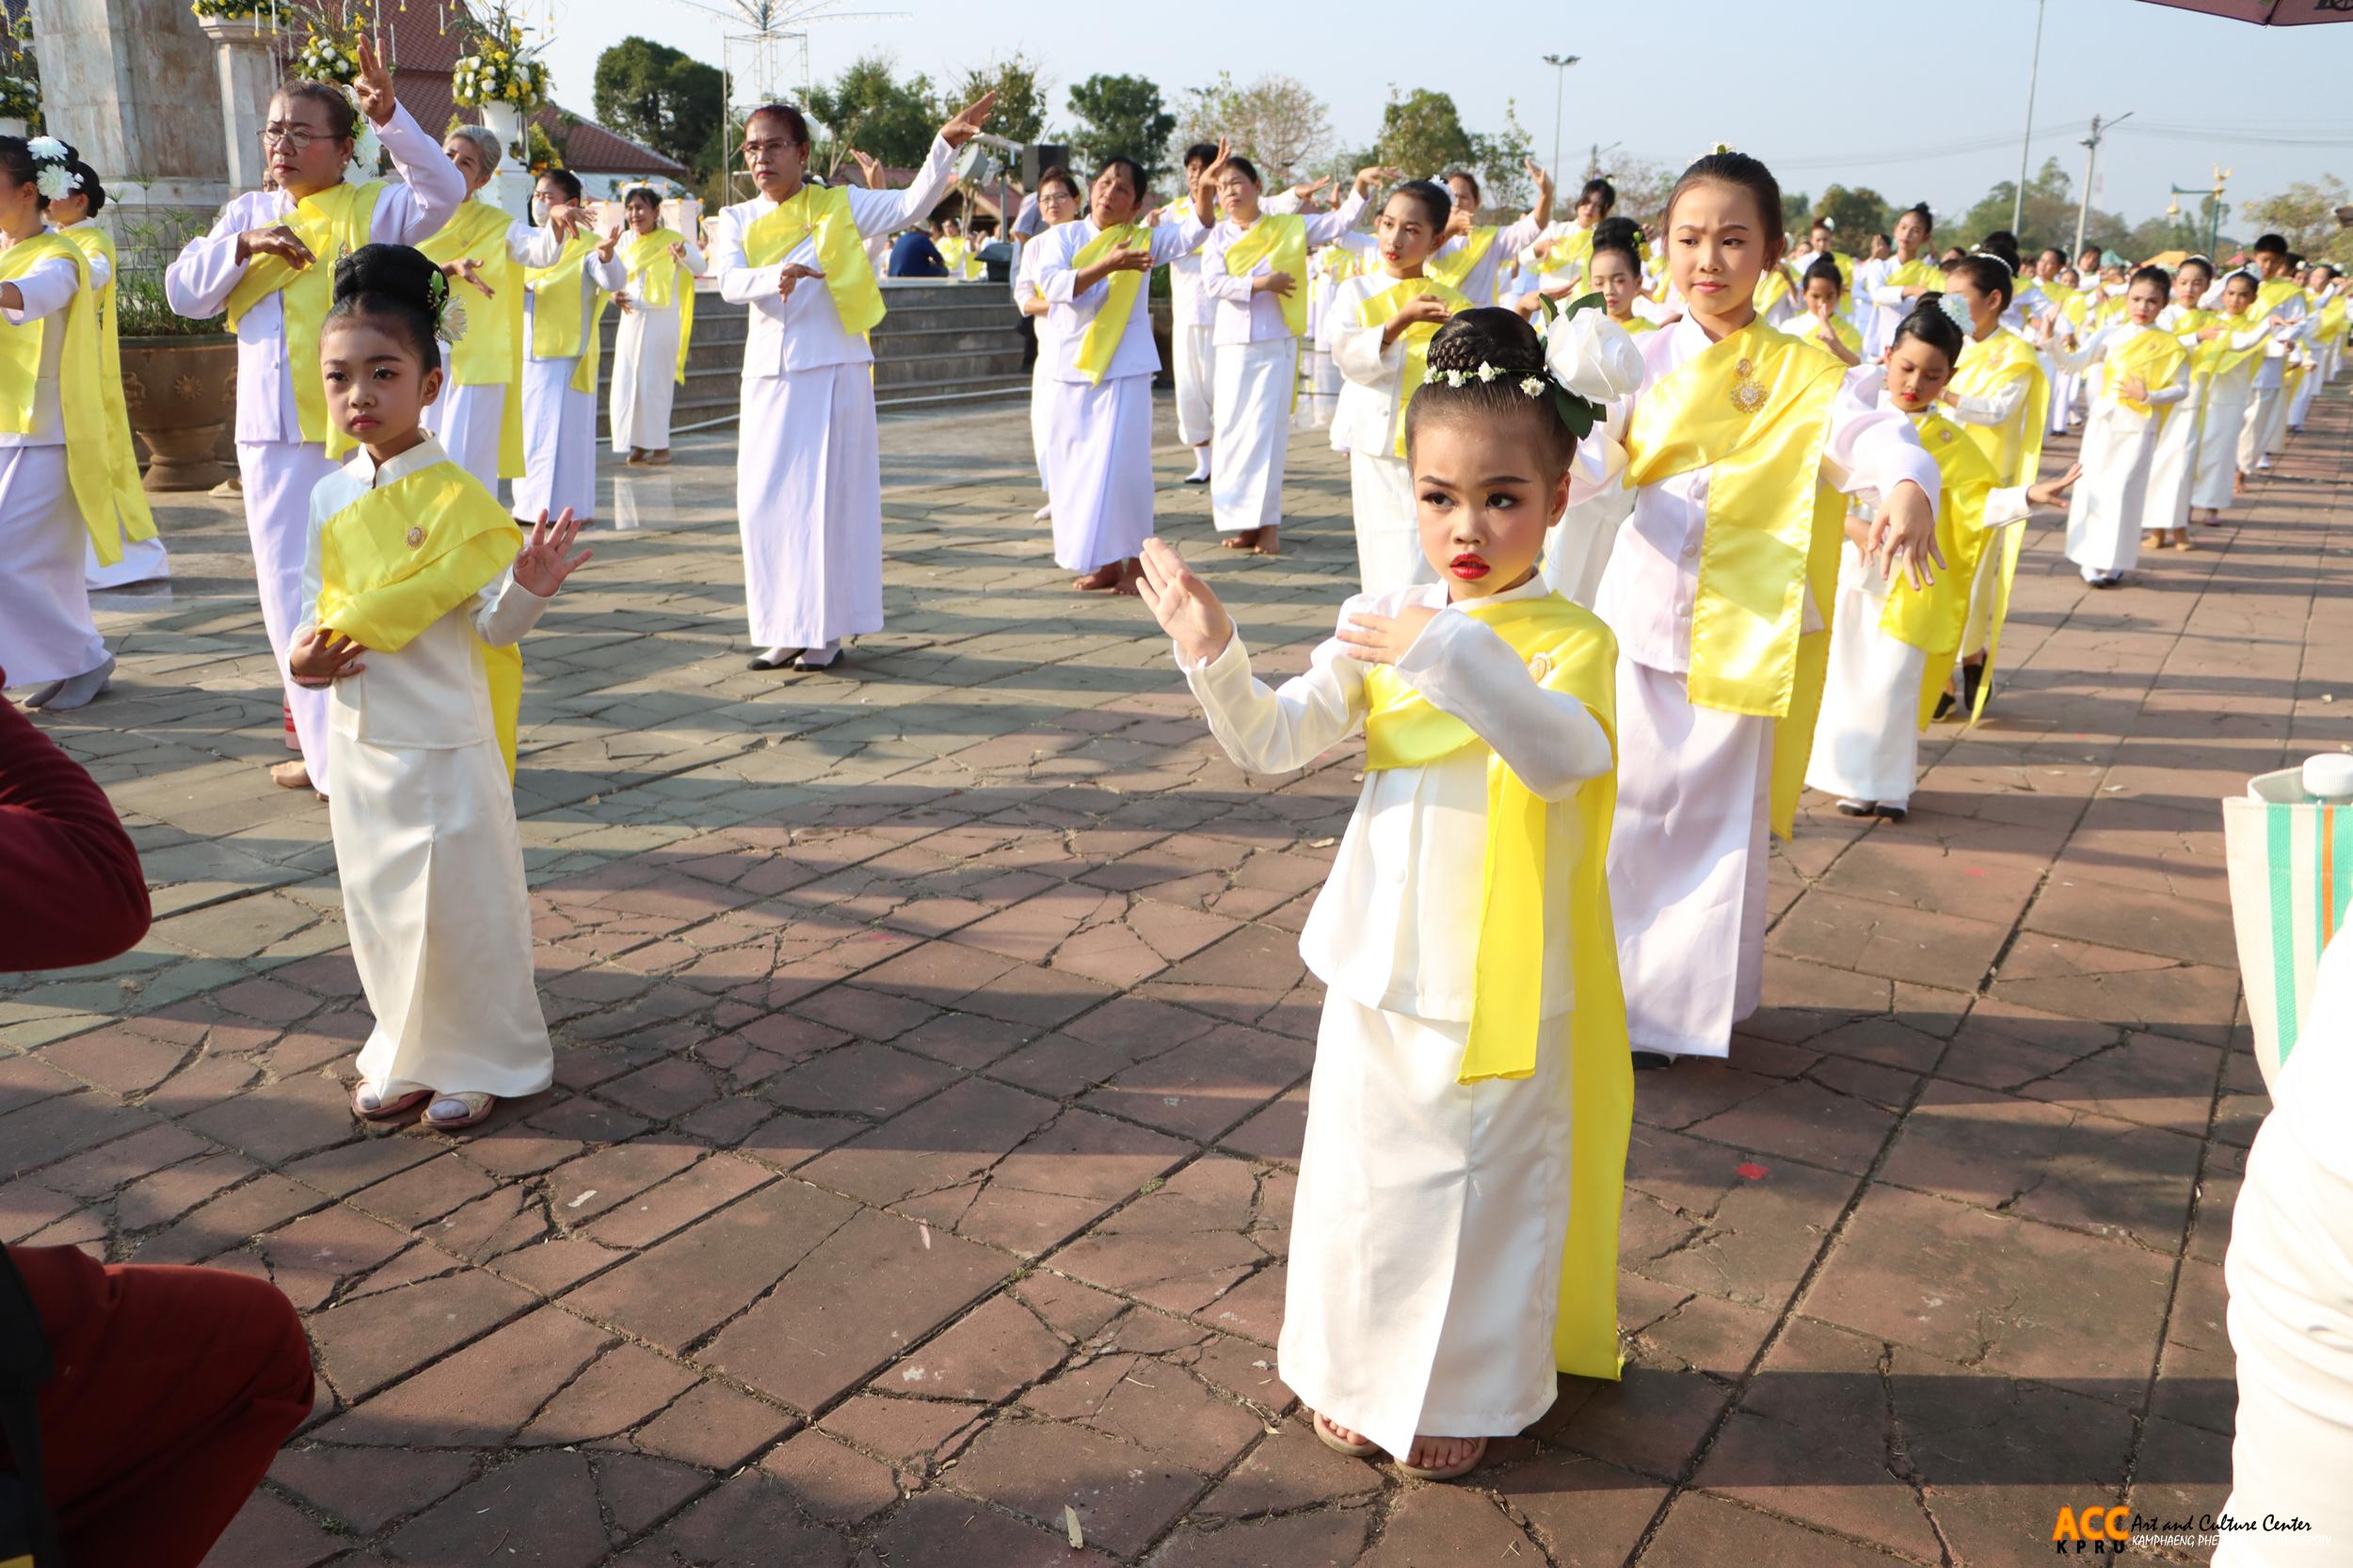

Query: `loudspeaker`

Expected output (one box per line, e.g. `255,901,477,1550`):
1021,143,1071,186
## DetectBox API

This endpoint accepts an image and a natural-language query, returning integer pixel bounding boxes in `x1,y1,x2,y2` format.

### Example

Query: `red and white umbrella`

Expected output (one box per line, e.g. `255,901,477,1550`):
2137,0,2353,21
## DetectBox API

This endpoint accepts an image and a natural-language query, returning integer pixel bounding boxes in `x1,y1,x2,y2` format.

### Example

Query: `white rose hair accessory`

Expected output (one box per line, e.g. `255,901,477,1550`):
24,136,67,163
343,87,382,180
1937,292,1973,333
34,163,70,201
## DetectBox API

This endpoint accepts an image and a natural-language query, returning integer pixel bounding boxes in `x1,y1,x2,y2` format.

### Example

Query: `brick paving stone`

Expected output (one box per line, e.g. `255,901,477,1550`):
874,1291,1070,1402
630,1380,798,1472
1145,1508,1373,1568
269,1443,479,1534
305,1265,537,1405
313,1304,614,1445
1644,1489,1913,1566
382,1448,628,1567
758,1429,902,1523
866,1491,1119,1568
192,1487,343,1568
946,1416,1206,1559
1359,1482,1545,1565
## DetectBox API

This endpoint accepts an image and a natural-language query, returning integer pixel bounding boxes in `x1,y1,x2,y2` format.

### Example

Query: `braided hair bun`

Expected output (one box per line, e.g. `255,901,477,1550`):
1405,307,1577,472
325,242,445,367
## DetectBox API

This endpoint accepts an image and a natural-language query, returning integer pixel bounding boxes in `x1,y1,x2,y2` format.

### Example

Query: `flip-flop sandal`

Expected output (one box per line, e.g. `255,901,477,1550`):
1395,1436,1489,1482
1310,1412,1380,1459
422,1092,499,1131
352,1080,432,1121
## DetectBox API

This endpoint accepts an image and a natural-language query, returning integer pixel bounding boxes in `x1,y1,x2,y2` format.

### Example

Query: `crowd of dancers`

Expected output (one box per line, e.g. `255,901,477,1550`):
0,45,2347,1494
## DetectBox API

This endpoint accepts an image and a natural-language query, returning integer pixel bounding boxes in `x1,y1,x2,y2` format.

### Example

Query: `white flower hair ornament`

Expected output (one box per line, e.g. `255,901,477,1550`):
34,164,72,202
344,88,382,180
1936,292,1974,333
24,136,67,164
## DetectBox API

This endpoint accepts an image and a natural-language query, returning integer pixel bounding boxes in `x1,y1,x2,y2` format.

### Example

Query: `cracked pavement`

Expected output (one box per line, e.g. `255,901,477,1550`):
6,384,2345,1566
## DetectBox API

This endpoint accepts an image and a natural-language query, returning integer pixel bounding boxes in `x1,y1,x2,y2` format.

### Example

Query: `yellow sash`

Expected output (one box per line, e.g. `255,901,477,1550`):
1617,312,1659,334
1426,224,1498,300
1354,274,1473,458
1223,213,1308,337
1881,408,1998,725
224,181,378,451
2317,293,2346,342
312,460,525,778
1948,328,2051,722
623,227,696,385
2105,325,2189,420
1799,312,1861,355
0,232,118,561
2198,309,2269,382
1525,221,1594,278
1070,221,1151,383
1623,322,1846,839
1885,255,1942,294
57,223,158,552
2171,306,2218,366
419,199,526,478
744,184,887,338
2253,277,2302,324
523,234,615,395
1360,592,1629,1384
1753,267,1794,314
936,233,968,277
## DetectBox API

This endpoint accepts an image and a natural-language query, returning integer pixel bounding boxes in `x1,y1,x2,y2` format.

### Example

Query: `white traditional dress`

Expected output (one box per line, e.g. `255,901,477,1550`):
1014,230,1064,506
0,243,109,691
1176,576,1622,1463
2240,284,2308,470
1593,324,1938,1059
515,241,626,524
1161,201,1217,457
1426,213,1545,311
1199,191,1366,537
1325,269,1456,595
609,231,706,453
164,104,462,791
2144,304,2216,535
2047,321,2191,578
298,437,552,1100
711,142,954,652
419,200,565,492
1031,211,1208,576
2191,315,2271,511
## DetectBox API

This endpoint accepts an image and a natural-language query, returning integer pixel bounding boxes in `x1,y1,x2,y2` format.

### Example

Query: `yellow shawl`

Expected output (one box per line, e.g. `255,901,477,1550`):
523,233,615,394
744,183,886,338
1070,221,1150,382
1881,408,1998,727
418,199,526,478
1947,328,2051,723
623,226,696,384
1224,213,1308,337
56,223,159,554
0,232,117,560
1354,274,1474,458
225,180,379,452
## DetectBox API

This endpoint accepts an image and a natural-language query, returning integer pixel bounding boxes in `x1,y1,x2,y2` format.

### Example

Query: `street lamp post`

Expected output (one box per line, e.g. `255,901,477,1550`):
1542,53,1578,179
2073,110,2133,261
2012,0,2046,233
2165,168,2230,260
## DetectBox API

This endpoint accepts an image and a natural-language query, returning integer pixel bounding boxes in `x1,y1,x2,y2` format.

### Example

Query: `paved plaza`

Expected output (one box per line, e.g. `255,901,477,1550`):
5,383,2349,1568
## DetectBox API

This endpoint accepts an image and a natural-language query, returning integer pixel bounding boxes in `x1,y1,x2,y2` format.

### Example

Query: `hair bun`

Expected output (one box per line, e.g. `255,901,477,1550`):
1426,307,1546,377
331,243,442,312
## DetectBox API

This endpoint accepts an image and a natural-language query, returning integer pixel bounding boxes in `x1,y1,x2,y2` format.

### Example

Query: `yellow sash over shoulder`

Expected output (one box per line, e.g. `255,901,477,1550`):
744,184,886,338
312,462,525,778
1354,275,1473,458
1884,255,1942,296
1949,328,2050,723
419,199,526,478
1427,224,1499,300
1361,593,1630,1383
524,234,615,395
1224,213,1307,337
1070,221,1150,382
1623,322,1847,839
2105,326,2189,420
0,232,118,561
224,181,378,451
623,226,696,384
1881,408,1997,727
58,223,159,553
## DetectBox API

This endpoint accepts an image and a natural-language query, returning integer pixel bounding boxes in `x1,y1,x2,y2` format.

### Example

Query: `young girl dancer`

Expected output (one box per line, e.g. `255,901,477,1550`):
1140,307,1632,1483
52,156,167,593
2048,265,2189,588
294,245,587,1130
1539,223,1648,606
1199,154,1383,556
1429,165,1554,310
515,168,624,529
2144,257,2217,553
1014,166,1080,522
1328,178,1471,592
0,136,118,712
1806,296,2078,819
1029,153,1214,593
610,185,706,467
2188,271,2267,521
1593,150,1940,1065
1865,202,1940,352
165,44,462,792
1797,258,1863,365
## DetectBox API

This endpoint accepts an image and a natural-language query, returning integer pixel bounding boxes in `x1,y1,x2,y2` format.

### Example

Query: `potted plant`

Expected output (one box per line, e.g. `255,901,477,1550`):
451,8,551,168
114,255,238,492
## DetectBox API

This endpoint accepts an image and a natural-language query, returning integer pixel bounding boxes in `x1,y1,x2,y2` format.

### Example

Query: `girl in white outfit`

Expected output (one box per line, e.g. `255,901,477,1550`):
609,184,706,466
2046,265,2191,588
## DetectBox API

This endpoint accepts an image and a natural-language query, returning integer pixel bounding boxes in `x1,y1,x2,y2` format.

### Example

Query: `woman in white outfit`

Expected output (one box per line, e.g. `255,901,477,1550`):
609,184,706,466
513,168,624,529
2046,265,2191,588
2190,272,2271,521
711,93,997,673
164,43,462,792
1014,167,1080,522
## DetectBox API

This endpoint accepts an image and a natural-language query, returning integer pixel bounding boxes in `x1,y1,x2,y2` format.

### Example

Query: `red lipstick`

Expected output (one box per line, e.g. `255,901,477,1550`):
1449,553,1489,581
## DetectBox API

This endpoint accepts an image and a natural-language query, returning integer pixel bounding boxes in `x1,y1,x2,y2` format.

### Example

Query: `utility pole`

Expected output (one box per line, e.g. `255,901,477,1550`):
2012,0,2046,232
2073,110,2133,261
1542,53,1578,178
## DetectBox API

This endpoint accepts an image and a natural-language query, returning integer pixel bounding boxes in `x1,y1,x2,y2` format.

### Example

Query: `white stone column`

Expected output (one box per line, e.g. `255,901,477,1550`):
479,102,532,220
196,16,277,194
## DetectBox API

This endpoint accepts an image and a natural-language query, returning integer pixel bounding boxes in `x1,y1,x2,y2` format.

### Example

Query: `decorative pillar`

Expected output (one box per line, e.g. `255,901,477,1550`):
479,101,533,219
29,0,230,227
195,15,277,194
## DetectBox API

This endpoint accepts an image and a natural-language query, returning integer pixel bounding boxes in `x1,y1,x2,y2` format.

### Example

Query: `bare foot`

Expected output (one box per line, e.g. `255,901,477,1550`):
270,760,312,791
1072,565,1123,592
1253,526,1281,557
1112,556,1144,597
646,449,671,467
1315,1412,1370,1449
1401,1432,1487,1478
1222,528,1260,551
2234,472,2249,496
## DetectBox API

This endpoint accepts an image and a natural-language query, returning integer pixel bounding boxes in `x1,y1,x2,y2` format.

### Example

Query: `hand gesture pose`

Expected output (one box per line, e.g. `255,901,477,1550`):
845,149,884,189
1381,293,1449,345
1337,604,1438,664
2117,374,2151,405
1254,269,1296,298
613,290,633,313
513,509,592,598
289,627,367,686
669,240,688,265
1869,480,1945,590
776,261,825,301
1100,246,1154,274
237,224,314,269
594,218,623,263
1288,175,1333,204
446,257,494,298
1353,165,1402,198
351,37,396,127
939,90,998,150
1134,538,1233,667
1524,157,1555,200
2025,462,2084,509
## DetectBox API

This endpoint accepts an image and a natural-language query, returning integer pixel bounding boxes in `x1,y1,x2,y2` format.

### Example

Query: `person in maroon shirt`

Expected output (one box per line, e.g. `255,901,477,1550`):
2,683,314,1568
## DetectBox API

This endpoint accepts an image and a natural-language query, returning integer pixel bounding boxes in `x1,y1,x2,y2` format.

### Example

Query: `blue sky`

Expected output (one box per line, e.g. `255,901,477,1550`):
536,0,2353,221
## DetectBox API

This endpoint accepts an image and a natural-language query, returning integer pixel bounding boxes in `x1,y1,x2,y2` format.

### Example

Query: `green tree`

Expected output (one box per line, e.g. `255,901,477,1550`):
1373,88,1474,182
1470,100,1537,210
1955,158,2087,257
591,37,724,179
808,53,939,170
950,53,1050,145
1813,184,1892,246
1066,73,1174,182
1169,72,1332,186
2244,177,2353,266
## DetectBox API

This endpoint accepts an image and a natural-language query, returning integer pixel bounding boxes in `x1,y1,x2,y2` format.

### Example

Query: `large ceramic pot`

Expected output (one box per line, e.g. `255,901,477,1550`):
120,334,238,491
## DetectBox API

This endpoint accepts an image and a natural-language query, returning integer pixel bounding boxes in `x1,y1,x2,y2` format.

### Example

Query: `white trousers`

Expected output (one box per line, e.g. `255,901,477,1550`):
237,440,340,791
1607,662,1770,1058
1174,322,1214,449
1278,989,1573,1462
1210,337,1297,533
2290,362,2321,430
1347,450,1434,595
514,357,598,523
736,364,883,648
1805,543,1923,808
1044,373,1154,575
333,729,553,1099
2215,1118,2353,1568
0,446,108,688
611,302,682,452
424,340,511,497
85,534,170,591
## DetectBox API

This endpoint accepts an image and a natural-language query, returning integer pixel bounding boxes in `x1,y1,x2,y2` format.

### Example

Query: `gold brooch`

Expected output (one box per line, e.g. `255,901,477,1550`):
1939,427,1954,443
405,526,424,549
1526,652,1554,681
1731,356,1768,414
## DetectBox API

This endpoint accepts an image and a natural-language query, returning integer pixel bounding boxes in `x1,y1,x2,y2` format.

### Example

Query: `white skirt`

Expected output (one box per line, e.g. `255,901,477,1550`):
514,356,599,523
1174,322,1214,449
0,445,108,688
1210,337,1298,533
1029,356,1053,499
610,302,683,452
1045,373,1155,574
1804,543,1923,808
2066,402,2159,574
2241,385,2287,471
1347,450,1434,595
2144,383,2201,533
237,440,341,792
736,364,883,648
1607,662,1772,1058
85,533,170,591
1278,988,1573,1461
2193,375,2253,509
331,728,552,1099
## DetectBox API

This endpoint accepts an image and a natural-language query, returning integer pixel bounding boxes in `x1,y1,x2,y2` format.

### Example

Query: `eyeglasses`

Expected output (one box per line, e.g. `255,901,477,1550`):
259,126,337,152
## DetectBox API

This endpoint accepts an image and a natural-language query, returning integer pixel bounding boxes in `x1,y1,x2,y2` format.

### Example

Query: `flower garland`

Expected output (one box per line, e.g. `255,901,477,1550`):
452,23,549,111
186,0,274,18
0,73,37,121
293,31,360,84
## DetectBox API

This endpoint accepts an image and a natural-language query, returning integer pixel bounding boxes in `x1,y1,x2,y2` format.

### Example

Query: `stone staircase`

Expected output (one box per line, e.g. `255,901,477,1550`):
593,280,1029,439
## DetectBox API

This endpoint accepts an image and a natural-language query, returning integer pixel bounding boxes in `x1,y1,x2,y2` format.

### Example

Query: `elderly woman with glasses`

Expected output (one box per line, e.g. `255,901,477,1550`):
164,42,462,795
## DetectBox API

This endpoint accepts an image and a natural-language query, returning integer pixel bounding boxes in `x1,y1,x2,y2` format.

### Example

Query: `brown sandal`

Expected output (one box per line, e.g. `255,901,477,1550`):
1395,1435,1489,1482
422,1092,499,1130
351,1080,432,1121
1310,1411,1380,1459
